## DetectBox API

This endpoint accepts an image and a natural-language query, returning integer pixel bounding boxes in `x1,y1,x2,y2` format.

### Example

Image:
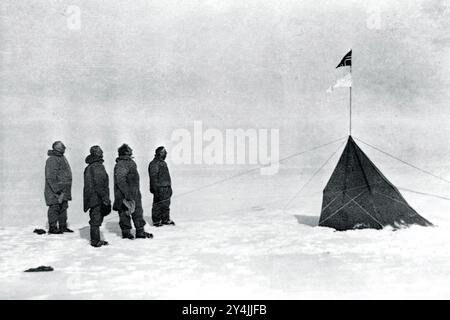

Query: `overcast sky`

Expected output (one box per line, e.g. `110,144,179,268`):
2,0,449,152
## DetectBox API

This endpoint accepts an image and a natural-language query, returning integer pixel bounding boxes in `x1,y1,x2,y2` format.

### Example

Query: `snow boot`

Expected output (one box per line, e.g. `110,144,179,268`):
136,229,153,239
162,220,175,226
91,240,109,248
153,221,163,227
60,226,74,233
48,227,62,234
122,231,134,240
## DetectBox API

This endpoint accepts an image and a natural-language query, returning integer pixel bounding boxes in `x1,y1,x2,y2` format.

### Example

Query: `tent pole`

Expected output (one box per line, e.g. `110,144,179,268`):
349,65,352,136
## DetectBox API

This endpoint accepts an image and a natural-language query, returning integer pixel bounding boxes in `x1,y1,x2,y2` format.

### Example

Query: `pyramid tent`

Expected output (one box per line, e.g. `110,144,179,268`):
319,136,432,230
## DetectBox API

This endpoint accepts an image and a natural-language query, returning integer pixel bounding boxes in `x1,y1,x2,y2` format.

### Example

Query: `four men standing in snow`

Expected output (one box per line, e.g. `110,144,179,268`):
45,141,174,247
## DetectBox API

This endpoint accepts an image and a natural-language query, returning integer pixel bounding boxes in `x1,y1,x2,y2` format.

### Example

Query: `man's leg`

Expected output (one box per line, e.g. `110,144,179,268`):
118,210,134,239
161,197,171,224
47,204,61,233
131,205,145,229
161,187,174,225
89,206,106,246
152,195,162,225
58,201,73,232
132,205,152,238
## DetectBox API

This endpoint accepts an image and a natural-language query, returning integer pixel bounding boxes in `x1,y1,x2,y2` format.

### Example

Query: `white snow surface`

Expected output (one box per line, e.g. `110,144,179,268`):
1,154,450,299
1,204,449,299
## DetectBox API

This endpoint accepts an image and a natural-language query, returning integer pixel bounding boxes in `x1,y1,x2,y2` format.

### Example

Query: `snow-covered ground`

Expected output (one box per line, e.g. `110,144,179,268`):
1,157,450,299
1,197,449,299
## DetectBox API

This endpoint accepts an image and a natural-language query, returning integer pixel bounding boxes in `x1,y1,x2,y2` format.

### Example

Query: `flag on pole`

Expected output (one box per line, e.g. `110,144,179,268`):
328,49,352,92
334,73,352,87
327,73,352,92
336,50,352,68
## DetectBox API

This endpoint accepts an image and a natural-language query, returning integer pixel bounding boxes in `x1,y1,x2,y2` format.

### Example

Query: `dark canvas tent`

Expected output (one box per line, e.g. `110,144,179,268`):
319,136,432,230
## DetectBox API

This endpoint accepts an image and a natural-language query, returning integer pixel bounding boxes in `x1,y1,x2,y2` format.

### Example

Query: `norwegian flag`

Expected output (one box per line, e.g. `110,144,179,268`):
336,50,352,68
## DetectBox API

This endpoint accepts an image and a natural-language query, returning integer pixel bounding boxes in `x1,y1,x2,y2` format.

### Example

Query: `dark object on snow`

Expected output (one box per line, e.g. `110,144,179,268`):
33,228,46,235
319,136,433,231
60,227,74,233
24,266,54,272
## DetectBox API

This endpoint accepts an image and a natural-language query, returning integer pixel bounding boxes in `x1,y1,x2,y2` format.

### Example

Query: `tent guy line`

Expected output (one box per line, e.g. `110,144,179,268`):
354,136,450,185
396,188,450,201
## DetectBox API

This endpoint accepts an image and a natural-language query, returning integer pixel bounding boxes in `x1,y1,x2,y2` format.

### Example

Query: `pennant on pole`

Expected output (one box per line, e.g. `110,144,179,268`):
336,50,352,68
